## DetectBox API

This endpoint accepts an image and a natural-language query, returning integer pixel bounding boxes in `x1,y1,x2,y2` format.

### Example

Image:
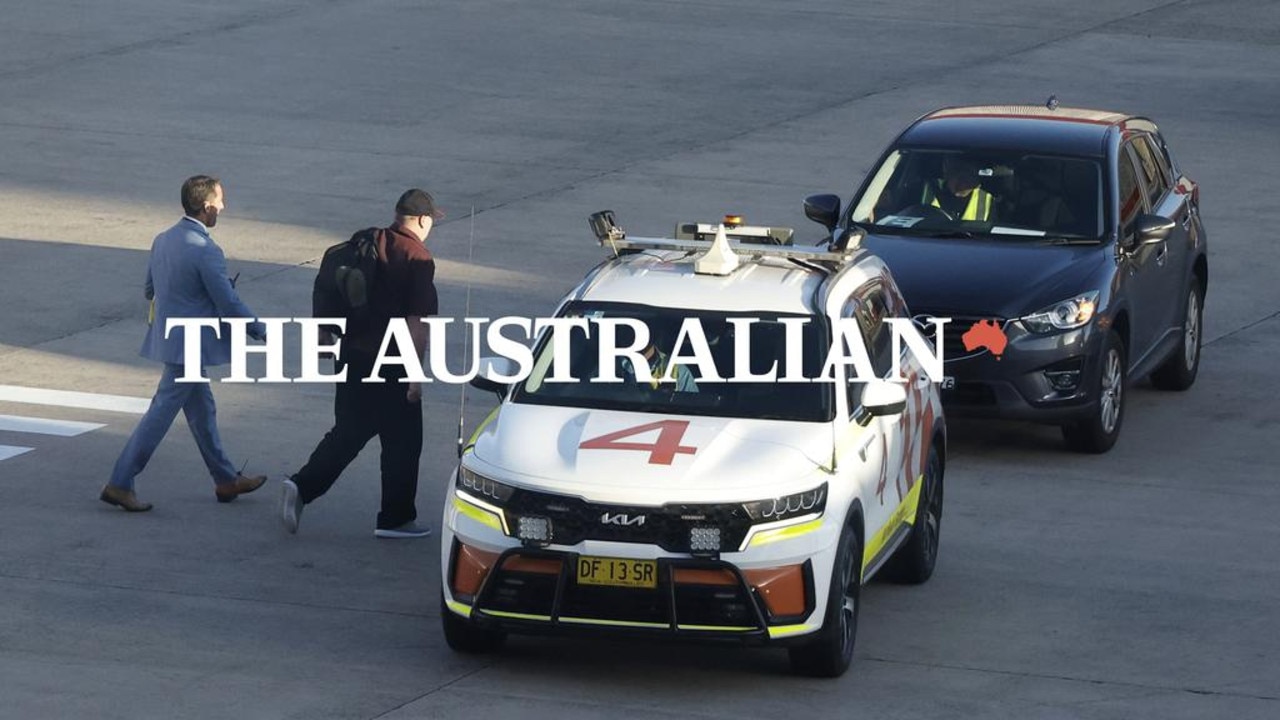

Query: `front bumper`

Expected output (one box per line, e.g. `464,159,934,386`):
441,485,835,644
445,543,817,644
941,320,1105,423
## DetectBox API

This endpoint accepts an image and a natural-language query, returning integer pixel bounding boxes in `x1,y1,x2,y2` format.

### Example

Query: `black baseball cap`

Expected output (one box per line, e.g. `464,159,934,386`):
395,188,444,219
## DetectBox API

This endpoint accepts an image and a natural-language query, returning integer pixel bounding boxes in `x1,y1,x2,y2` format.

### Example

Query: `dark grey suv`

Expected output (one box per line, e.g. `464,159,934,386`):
805,104,1208,453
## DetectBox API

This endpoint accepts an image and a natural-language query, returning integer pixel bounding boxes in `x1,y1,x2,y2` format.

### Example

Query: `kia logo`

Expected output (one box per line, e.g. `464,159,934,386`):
601,512,646,527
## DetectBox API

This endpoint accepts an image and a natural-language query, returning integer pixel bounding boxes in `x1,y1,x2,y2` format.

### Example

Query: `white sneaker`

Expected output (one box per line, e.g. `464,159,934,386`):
281,478,303,534
374,521,431,539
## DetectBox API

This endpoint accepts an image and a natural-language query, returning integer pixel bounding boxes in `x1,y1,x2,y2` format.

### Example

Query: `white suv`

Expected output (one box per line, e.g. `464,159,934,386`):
440,215,946,677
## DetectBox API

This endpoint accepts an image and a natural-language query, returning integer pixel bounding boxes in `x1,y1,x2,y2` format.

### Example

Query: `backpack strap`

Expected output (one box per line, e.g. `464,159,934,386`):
350,226,379,241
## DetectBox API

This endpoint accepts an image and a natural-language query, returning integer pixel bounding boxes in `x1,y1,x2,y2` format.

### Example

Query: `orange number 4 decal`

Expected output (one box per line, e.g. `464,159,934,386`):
579,420,697,465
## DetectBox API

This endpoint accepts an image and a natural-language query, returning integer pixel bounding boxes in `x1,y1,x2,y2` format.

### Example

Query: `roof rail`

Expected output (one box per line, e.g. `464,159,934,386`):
587,211,856,275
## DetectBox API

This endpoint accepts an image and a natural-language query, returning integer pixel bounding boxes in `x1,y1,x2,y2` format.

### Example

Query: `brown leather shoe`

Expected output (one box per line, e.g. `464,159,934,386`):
100,485,153,512
215,473,267,503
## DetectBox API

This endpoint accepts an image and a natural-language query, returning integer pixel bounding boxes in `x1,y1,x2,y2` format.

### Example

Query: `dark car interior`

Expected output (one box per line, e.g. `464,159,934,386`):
865,150,1104,240
515,304,834,422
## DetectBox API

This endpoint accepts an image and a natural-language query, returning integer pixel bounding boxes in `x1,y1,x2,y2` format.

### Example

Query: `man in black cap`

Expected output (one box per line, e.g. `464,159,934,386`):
282,189,442,538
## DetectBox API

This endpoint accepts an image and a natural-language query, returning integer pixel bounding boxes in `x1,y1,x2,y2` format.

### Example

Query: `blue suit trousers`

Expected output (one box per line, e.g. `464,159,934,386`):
109,363,238,490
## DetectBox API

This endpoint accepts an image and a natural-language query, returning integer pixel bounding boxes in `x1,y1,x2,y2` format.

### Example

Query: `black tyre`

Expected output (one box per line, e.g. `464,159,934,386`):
1151,281,1203,391
881,444,943,585
440,593,505,654
1062,330,1126,454
788,522,861,678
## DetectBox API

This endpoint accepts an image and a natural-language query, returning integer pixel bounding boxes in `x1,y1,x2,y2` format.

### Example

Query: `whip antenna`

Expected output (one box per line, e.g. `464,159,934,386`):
457,206,476,459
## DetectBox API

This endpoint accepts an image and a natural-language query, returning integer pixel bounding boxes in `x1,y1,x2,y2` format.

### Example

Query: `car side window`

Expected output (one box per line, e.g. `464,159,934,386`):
1117,145,1146,237
841,282,896,414
880,275,910,320
854,283,894,377
1132,135,1171,205
1145,134,1176,188
841,296,867,414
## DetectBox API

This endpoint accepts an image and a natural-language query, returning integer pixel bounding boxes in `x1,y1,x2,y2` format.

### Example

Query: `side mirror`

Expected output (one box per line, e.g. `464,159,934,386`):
861,380,908,418
803,194,842,232
1135,214,1175,246
470,356,516,396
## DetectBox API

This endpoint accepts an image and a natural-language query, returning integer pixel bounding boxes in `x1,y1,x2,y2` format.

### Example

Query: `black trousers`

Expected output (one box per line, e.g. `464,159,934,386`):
294,350,422,529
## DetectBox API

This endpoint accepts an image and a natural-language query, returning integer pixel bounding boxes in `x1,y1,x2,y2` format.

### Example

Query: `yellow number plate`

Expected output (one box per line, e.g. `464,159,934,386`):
576,556,658,589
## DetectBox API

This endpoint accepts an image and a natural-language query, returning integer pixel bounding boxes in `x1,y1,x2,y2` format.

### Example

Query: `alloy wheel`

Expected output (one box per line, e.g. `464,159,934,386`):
1100,350,1123,434
920,455,942,565
839,543,857,655
1184,289,1201,369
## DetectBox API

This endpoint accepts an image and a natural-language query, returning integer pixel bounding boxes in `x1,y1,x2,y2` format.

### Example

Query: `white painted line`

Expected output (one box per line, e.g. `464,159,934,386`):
0,445,33,462
0,385,150,415
0,414,106,437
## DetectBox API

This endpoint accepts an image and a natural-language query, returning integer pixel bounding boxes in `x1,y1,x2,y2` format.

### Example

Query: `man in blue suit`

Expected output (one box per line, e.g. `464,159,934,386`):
101,175,268,512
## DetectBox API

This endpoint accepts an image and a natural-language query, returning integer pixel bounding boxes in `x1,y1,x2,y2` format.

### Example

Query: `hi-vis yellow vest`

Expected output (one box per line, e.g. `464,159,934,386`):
922,181,992,221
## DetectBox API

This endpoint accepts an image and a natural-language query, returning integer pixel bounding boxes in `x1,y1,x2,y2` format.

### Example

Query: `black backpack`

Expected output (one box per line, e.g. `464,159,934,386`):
313,227,380,336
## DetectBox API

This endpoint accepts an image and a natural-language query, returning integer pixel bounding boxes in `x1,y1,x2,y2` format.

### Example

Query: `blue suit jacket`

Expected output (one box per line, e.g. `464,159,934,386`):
140,217,263,368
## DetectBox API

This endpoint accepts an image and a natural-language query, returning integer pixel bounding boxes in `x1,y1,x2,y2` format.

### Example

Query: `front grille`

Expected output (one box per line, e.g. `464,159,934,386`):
504,488,753,552
487,567,559,617
673,584,757,627
943,381,997,406
471,548,770,633
916,314,1007,362
560,584,668,624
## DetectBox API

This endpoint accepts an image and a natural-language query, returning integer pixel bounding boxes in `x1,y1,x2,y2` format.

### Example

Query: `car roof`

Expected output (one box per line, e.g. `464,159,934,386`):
900,104,1140,158
574,249,881,315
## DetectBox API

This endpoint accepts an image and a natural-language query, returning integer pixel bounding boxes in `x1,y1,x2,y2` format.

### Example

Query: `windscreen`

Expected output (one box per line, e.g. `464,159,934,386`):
849,148,1105,241
511,302,833,422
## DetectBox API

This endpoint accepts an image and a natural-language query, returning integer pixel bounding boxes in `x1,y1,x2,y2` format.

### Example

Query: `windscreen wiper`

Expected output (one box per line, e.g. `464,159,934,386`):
909,229,978,239
1041,236,1100,245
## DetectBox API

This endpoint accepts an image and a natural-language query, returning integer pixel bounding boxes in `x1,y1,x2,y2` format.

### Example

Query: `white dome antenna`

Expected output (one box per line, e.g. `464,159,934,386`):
694,223,741,276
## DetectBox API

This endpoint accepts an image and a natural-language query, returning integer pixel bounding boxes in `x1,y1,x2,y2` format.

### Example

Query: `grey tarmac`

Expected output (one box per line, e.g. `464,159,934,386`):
1,1,1277,718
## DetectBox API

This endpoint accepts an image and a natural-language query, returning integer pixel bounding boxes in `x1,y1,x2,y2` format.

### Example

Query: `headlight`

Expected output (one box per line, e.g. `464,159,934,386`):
1019,291,1099,333
743,483,827,523
457,466,515,506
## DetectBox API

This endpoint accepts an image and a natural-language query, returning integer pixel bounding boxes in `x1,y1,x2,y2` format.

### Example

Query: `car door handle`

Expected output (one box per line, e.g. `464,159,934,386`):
858,433,877,462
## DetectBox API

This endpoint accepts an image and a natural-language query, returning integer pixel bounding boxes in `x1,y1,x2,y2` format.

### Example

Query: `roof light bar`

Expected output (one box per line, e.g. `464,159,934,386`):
588,211,858,270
